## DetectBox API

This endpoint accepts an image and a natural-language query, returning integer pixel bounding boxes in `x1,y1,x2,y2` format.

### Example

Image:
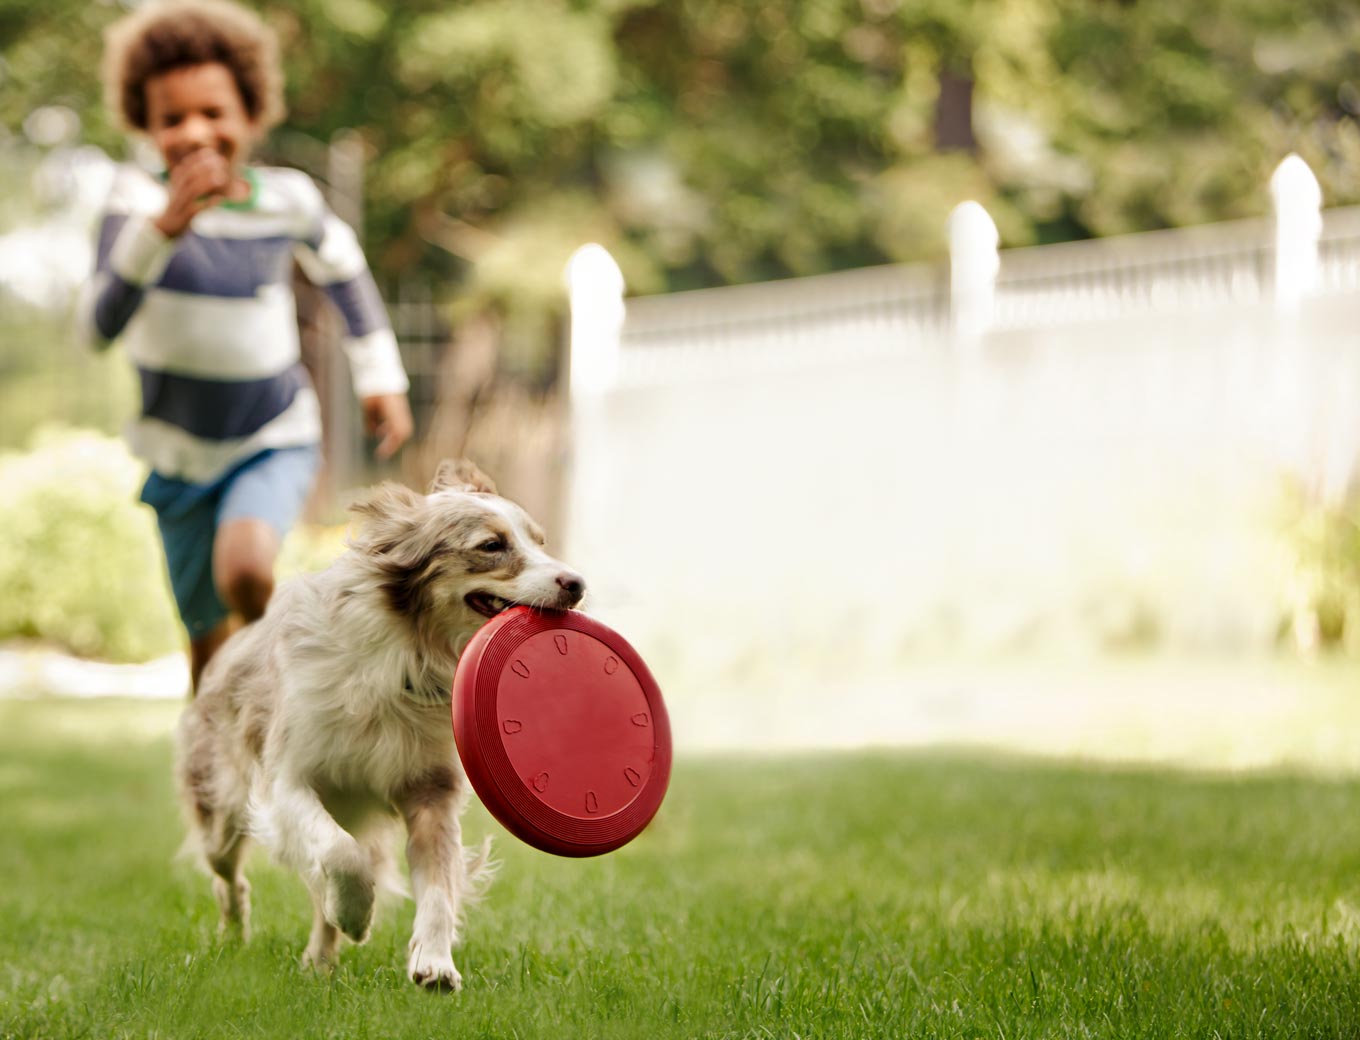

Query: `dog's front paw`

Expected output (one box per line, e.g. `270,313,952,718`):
300,944,336,974
408,939,462,992
324,868,374,942
322,843,375,943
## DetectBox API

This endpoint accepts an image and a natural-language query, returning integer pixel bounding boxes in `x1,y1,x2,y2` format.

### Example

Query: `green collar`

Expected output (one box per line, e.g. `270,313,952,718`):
220,167,260,210
155,165,259,210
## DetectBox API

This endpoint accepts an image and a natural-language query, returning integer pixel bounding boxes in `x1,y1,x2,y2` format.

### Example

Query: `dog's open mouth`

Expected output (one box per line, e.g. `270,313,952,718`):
465,592,518,619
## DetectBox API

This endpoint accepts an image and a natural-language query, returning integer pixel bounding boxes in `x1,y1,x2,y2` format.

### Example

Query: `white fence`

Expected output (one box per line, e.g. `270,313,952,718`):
561,157,1360,685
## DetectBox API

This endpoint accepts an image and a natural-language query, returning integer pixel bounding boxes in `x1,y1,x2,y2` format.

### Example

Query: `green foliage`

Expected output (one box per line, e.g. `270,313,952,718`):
1034,0,1360,235
0,303,139,451
1279,485,1360,655
398,3,616,134
0,428,181,661
5,0,1360,374
0,426,360,662
274,519,349,580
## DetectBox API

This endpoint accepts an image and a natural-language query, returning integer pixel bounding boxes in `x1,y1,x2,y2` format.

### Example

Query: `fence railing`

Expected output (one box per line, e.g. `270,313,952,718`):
992,217,1275,328
615,261,949,386
569,155,1360,393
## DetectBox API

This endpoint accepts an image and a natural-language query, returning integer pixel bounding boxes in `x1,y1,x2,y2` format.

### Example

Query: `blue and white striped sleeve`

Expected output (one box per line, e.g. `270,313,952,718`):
293,186,409,399
77,208,176,348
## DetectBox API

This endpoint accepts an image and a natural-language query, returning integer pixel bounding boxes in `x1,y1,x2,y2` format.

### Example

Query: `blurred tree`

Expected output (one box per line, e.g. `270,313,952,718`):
3,0,1359,376
1028,0,1360,236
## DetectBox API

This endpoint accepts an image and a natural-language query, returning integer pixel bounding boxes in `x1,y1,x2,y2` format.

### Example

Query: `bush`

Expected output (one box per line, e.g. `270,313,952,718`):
1278,483,1360,656
0,427,181,662
0,427,357,663
275,520,349,581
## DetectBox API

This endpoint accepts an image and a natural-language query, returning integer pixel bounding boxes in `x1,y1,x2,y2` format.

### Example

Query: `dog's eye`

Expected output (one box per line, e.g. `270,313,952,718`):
477,538,507,554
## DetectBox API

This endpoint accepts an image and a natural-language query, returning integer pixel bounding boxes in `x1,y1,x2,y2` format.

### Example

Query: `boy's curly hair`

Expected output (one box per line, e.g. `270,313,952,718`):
102,0,285,132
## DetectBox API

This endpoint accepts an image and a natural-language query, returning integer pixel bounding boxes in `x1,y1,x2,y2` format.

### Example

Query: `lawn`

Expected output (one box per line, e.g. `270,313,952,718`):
3,696,1360,1039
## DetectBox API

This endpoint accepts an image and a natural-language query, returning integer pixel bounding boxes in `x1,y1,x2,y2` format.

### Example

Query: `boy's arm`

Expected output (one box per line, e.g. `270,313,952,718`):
293,199,413,458
78,160,230,347
77,209,176,348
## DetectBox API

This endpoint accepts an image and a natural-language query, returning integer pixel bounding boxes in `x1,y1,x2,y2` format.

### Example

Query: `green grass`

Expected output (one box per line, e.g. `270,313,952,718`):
4,698,1360,1039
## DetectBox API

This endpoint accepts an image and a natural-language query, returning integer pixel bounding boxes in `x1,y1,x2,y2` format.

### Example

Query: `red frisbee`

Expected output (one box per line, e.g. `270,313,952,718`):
452,607,671,857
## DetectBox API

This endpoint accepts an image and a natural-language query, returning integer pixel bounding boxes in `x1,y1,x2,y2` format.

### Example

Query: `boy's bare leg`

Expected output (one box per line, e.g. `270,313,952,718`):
214,518,279,622
190,619,237,692
188,518,280,694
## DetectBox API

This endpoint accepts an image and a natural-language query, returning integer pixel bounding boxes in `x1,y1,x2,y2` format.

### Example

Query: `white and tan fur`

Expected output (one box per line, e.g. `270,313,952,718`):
175,459,585,989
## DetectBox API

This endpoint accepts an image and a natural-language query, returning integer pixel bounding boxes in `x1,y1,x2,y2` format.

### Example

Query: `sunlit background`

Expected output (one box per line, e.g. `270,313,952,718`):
5,0,1360,768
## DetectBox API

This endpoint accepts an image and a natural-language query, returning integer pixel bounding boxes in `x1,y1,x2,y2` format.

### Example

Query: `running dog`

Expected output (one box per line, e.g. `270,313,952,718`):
175,459,586,989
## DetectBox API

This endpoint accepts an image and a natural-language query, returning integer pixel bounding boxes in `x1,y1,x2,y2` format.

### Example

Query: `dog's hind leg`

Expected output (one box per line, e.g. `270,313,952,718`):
179,715,252,941
205,813,252,941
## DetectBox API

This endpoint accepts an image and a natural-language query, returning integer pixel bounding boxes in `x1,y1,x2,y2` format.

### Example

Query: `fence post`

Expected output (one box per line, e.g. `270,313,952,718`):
566,244,625,399
948,201,999,345
562,244,625,563
318,129,366,504
1270,153,1322,311
326,129,366,236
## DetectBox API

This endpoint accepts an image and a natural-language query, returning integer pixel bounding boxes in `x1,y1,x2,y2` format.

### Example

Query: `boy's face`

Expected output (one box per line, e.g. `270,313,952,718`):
144,62,259,174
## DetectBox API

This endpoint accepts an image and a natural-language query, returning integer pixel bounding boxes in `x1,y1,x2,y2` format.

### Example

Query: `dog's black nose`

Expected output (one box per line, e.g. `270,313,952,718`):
556,572,586,604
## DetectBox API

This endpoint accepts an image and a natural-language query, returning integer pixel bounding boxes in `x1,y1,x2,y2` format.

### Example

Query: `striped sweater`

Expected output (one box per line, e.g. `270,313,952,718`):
81,163,409,484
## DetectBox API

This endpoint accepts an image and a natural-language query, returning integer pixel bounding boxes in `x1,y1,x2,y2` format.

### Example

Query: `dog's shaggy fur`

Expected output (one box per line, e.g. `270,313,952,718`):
175,459,585,989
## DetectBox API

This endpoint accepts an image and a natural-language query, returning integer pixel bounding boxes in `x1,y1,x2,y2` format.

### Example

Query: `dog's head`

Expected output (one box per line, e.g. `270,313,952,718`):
349,459,585,647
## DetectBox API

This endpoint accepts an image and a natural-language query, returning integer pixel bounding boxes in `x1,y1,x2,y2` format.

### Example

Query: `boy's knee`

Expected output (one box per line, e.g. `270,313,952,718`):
221,565,273,621
214,518,279,622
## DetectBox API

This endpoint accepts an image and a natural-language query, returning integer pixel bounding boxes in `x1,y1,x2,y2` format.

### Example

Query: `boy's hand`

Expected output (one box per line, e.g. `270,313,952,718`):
361,393,414,460
154,149,231,238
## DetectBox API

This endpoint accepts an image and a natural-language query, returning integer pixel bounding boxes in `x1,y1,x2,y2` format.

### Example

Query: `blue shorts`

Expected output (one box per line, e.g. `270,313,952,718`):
140,446,321,639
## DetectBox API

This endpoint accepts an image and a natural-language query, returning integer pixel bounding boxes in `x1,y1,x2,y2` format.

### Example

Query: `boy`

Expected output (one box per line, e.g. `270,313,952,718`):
83,0,413,690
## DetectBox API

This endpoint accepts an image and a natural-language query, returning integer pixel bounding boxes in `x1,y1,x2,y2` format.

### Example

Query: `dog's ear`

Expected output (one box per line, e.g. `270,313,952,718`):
350,480,423,523
348,481,429,562
429,458,497,496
